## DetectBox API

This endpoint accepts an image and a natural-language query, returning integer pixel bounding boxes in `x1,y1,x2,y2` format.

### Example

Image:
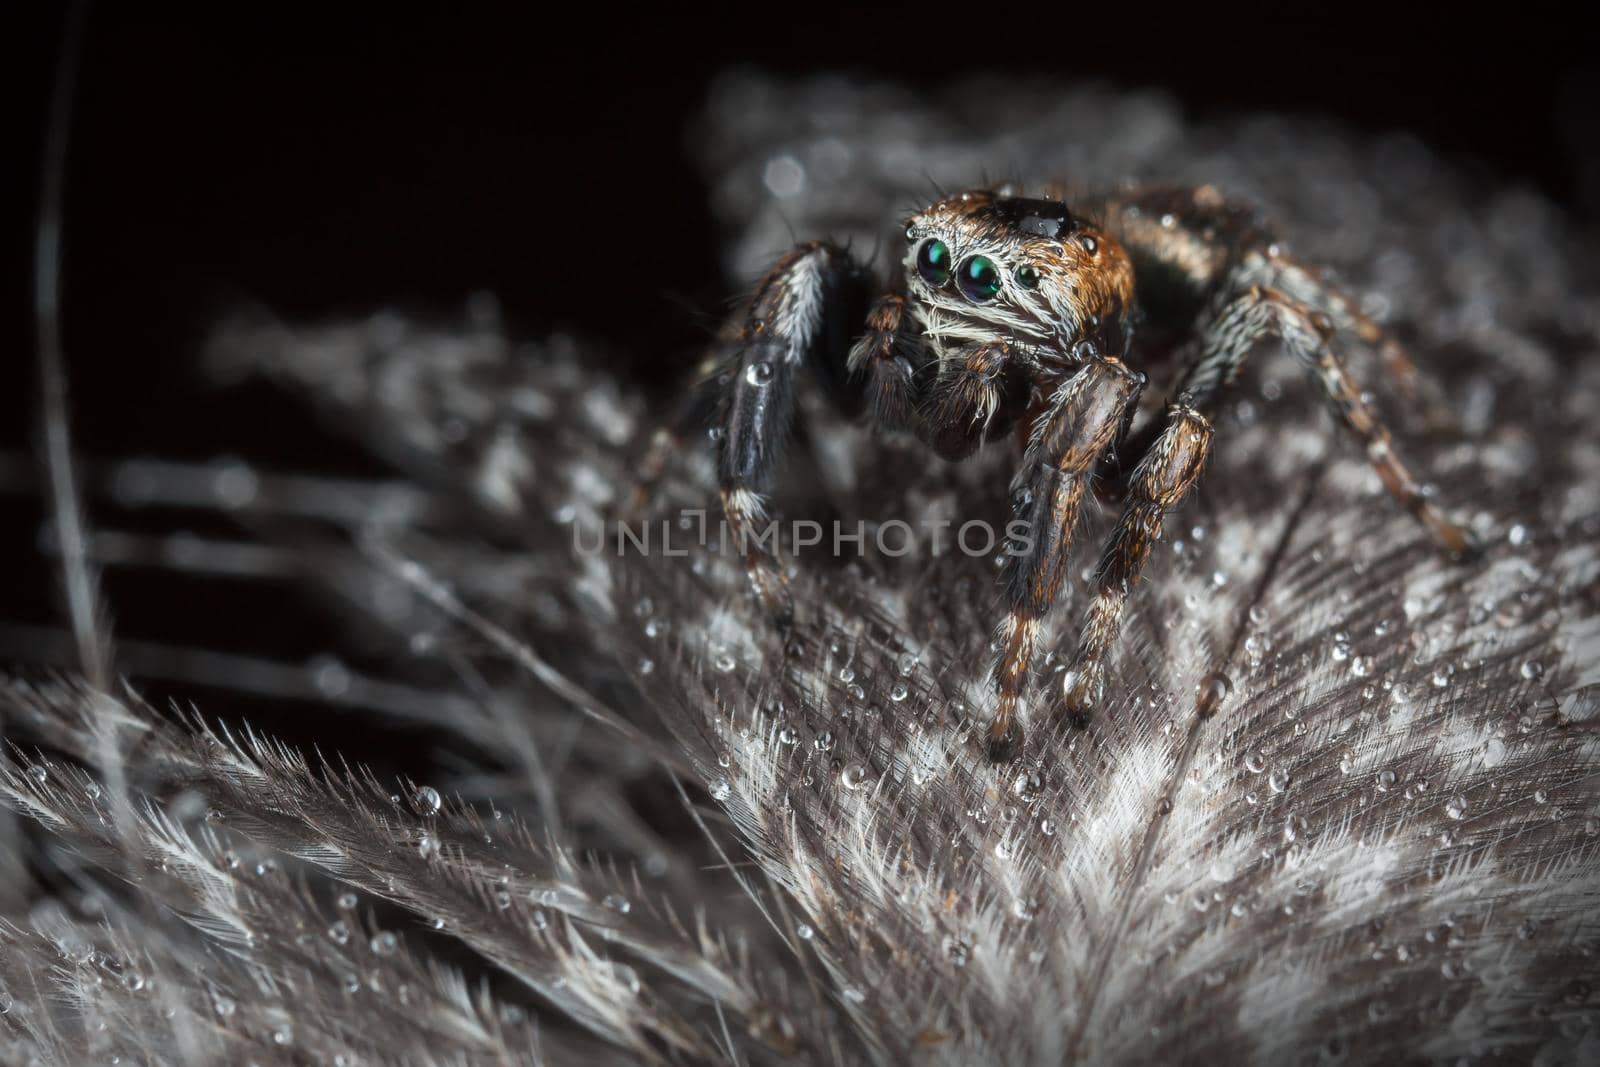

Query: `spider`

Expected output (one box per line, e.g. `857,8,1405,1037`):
630,183,1476,759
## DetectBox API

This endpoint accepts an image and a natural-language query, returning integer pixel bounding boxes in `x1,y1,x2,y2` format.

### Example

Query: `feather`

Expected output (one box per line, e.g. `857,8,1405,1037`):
4,75,1599,1064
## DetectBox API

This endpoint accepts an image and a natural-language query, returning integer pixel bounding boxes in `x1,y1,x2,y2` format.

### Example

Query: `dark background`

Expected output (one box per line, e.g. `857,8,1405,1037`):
6,4,1598,759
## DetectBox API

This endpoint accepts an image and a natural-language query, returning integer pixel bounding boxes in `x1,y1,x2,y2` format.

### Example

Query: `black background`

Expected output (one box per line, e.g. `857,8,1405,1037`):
6,4,1598,757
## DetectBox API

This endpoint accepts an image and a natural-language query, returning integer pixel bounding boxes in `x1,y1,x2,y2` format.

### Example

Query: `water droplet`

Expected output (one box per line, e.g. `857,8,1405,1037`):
890,683,909,702
1446,796,1470,820
1533,788,1549,805
1520,660,1544,680
1012,769,1044,800
1376,769,1397,792
840,763,868,790
1244,750,1266,774
369,931,399,955
1268,768,1292,793
637,657,655,675
709,778,732,801
337,892,358,911
795,923,814,940
273,1025,293,1046
417,832,439,860
777,726,799,745
26,766,46,784
213,996,236,1017
413,786,442,816
326,921,351,946
813,731,834,752
838,666,856,683
1039,818,1056,836
1351,655,1373,677
603,894,631,914
1196,671,1231,716
745,361,774,387
945,938,970,967
843,985,866,1004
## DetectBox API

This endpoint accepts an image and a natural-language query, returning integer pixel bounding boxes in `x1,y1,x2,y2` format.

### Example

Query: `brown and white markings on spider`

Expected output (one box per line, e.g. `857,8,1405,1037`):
629,183,1480,760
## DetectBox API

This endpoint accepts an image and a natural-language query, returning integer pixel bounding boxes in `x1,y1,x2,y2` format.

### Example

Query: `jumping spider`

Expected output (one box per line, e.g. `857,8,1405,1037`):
631,184,1475,759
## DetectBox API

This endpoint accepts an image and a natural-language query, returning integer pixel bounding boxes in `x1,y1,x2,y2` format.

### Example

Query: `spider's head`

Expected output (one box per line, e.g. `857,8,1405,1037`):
901,190,1133,356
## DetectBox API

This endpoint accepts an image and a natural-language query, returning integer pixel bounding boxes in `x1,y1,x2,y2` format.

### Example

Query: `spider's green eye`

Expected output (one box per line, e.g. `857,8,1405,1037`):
1015,265,1040,290
957,255,1002,301
916,238,952,287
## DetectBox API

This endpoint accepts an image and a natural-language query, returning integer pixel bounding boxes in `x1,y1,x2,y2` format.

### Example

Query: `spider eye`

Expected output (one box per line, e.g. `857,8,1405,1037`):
957,255,1002,301
1015,265,1040,290
916,239,952,287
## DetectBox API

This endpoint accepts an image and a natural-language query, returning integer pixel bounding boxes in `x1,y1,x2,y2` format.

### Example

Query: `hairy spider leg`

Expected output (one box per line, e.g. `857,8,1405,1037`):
1176,285,1476,557
1244,251,1459,433
989,354,1144,758
710,242,873,630
1060,401,1213,719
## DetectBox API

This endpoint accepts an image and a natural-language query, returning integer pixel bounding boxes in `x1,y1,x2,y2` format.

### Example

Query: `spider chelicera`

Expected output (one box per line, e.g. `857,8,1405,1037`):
630,184,1476,759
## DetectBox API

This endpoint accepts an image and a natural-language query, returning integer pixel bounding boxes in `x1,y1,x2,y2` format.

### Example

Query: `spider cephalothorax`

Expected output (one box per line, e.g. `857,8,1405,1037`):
903,192,1133,362
630,184,1476,759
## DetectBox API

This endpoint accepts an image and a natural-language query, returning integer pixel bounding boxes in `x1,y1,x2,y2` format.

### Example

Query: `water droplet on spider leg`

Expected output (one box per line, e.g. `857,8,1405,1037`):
744,361,774,387
708,778,732,801
1446,796,1470,820
369,931,399,955
840,763,868,790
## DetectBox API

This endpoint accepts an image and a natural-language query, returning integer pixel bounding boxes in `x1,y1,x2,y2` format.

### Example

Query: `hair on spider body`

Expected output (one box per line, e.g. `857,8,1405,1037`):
630,183,1478,760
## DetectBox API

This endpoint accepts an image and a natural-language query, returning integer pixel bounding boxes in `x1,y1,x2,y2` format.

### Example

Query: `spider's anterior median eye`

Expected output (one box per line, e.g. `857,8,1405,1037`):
957,255,1002,301
1014,265,1040,290
916,238,952,286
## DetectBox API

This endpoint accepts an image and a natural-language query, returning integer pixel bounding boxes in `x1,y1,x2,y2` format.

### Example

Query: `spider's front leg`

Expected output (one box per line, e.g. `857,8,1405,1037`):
710,242,874,630
988,353,1144,758
1059,401,1213,718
